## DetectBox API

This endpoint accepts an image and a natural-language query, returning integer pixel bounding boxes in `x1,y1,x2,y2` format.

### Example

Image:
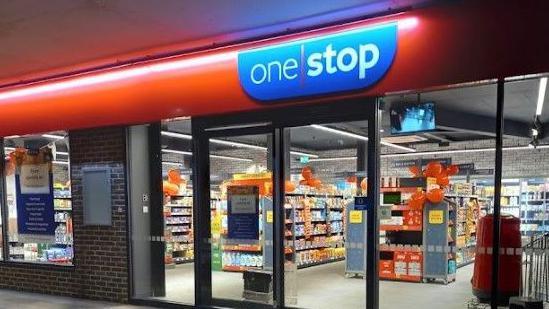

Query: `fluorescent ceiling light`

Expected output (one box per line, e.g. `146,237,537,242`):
42,134,65,140
290,150,318,157
210,137,266,151
161,131,192,139
380,141,416,152
162,161,184,167
502,178,520,183
536,77,547,116
161,148,252,162
210,154,253,162
162,149,192,155
309,156,357,162
52,160,70,165
311,124,367,141
161,130,319,158
310,125,416,152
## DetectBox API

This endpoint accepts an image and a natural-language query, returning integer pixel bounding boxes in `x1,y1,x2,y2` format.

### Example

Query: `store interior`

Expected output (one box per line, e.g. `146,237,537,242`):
153,77,548,308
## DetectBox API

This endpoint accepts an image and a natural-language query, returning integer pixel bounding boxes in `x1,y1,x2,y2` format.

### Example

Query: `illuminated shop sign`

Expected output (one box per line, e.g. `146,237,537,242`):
238,22,397,101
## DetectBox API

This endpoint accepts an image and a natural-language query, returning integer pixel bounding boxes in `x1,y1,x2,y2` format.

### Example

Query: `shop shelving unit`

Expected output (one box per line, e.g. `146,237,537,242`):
378,179,456,284
379,185,424,283
445,193,480,268
481,178,549,237
520,179,549,236
52,193,73,263
423,200,456,284
164,195,194,267
285,193,347,269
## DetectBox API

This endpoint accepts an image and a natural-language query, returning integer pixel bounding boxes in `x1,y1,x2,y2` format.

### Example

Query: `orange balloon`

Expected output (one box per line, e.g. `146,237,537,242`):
167,169,183,185
301,166,313,180
360,178,368,191
411,190,426,202
408,166,421,177
163,181,179,196
285,180,296,193
424,161,443,177
447,164,459,176
408,191,426,209
436,174,450,187
426,188,445,203
312,179,322,189
409,198,423,209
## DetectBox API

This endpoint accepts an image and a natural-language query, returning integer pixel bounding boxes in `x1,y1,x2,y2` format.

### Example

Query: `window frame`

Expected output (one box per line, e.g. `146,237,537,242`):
0,133,75,267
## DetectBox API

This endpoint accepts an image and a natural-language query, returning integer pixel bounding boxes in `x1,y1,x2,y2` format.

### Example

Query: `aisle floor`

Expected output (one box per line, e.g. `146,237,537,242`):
163,261,476,308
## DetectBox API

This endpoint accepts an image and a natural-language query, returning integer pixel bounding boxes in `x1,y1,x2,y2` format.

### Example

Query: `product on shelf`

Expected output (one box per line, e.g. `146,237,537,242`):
481,179,549,236
164,194,194,266
285,193,348,268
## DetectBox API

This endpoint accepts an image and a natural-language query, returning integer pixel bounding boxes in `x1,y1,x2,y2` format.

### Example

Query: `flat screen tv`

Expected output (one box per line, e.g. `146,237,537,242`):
390,102,436,134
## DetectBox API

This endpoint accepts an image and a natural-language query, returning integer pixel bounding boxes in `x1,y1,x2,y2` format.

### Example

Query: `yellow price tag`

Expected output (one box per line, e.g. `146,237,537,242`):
266,210,273,223
349,210,363,224
429,210,444,224
211,214,222,234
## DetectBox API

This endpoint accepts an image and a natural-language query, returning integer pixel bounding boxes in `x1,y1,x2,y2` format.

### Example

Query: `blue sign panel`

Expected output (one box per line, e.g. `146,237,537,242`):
15,172,55,241
227,186,259,240
238,22,398,101
354,196,369,211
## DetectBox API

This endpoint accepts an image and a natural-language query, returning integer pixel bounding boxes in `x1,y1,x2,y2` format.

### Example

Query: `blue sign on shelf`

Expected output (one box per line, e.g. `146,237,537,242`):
238,22,398,101
354,196,369,211
15,165,55,243
227,186,259,240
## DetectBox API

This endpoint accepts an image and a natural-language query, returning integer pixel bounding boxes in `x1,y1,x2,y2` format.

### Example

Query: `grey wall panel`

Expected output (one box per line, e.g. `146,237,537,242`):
83,167,112,226
128,125,153,298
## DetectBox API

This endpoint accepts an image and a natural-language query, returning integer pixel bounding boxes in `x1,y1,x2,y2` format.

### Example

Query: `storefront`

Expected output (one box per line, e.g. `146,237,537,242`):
0,1,548,308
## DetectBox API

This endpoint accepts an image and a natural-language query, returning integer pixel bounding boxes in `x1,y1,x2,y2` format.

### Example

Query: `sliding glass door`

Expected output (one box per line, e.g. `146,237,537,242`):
192,98,380,308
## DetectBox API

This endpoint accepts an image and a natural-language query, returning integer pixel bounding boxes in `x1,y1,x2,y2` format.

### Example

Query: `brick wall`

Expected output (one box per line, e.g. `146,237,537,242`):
0,127,129,302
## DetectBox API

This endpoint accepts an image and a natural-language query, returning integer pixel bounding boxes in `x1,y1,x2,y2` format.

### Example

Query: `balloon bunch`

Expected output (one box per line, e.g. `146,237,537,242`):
407,161,459,209
299,166,322,189
4,148,46,176
163,169,187,196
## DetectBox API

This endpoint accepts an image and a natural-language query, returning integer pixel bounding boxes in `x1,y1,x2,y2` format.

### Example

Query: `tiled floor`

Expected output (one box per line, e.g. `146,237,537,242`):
0,289,153,309
161,260,478,308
